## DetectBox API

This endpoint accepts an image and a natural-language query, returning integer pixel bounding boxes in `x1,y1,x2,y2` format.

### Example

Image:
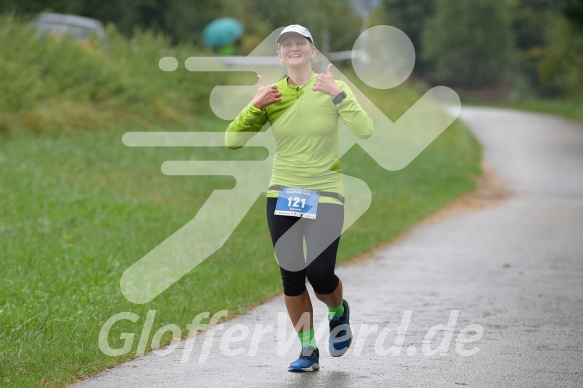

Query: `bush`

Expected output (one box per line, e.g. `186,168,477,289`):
538,15,583,98
0,14,227,133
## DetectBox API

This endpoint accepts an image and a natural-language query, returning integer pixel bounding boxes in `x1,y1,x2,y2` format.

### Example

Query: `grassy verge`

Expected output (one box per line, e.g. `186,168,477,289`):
462,96,583,123
0,83,481,386
0,15,482,385
0,14,227,134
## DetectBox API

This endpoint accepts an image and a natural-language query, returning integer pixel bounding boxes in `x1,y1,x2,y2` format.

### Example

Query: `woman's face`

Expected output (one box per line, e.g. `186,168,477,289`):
277,34,316,68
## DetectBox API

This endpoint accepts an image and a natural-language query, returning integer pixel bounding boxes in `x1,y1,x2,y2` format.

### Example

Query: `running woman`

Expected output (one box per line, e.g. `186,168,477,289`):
225,24,372,372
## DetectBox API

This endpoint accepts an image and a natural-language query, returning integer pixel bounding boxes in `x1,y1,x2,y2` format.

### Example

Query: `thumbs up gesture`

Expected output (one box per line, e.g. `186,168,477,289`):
312,63,343,98
251,74,282,109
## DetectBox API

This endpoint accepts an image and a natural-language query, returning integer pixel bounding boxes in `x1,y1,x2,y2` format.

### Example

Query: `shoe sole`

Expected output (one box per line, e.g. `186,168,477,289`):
329,300,352,357
288,363,320,372
329,332,352,357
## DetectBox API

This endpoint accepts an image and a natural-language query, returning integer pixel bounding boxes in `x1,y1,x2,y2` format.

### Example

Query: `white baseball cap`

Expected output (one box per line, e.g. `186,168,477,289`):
276,24,314,45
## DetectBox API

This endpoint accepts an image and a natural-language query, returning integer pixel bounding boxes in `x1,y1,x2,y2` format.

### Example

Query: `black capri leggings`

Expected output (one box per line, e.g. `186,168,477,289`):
266,197,344,297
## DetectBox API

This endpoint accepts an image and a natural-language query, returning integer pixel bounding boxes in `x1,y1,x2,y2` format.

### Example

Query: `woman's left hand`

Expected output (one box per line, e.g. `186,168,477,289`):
312,64,344,98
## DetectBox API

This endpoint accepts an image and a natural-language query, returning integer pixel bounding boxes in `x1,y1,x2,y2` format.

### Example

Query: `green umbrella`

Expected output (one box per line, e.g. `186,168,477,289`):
202,17,243,48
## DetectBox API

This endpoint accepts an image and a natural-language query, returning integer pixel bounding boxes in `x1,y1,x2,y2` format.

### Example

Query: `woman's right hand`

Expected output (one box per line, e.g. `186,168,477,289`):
251,74,281,109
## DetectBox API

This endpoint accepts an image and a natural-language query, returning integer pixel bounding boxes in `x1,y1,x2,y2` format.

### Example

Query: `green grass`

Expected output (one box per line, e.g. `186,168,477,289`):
0,88,481,386
0,14,482,387
512,99,583,122
462,96,583,123
0,14,228,134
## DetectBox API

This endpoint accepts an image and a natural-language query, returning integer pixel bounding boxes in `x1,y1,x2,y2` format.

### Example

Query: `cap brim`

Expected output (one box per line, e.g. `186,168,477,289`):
277,32,312,44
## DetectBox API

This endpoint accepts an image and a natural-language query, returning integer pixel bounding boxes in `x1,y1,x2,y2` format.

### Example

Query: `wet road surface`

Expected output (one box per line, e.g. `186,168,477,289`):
77,107,583,387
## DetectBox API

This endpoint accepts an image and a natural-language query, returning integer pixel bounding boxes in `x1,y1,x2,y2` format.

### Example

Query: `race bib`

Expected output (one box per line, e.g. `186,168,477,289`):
274,187,319,219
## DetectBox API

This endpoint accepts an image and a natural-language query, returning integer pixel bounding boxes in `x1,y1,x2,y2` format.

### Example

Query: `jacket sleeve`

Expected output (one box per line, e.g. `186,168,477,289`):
335,82,373,139
225,103,268,150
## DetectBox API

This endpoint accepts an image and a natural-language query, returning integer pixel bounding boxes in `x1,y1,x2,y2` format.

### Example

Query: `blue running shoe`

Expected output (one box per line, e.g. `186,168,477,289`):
288,346,320,372
329,299,352,357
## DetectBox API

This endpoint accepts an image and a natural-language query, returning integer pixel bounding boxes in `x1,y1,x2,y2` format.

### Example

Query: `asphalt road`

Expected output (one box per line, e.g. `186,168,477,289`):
77,107,583,387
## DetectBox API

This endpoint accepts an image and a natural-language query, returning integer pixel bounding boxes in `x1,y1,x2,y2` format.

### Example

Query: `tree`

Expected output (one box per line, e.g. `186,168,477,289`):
538,12,583,97
506,0,553,97
232,0,361,52
560,0,583,26
421,0,513,88
368,0,435,75
1,0,362,52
